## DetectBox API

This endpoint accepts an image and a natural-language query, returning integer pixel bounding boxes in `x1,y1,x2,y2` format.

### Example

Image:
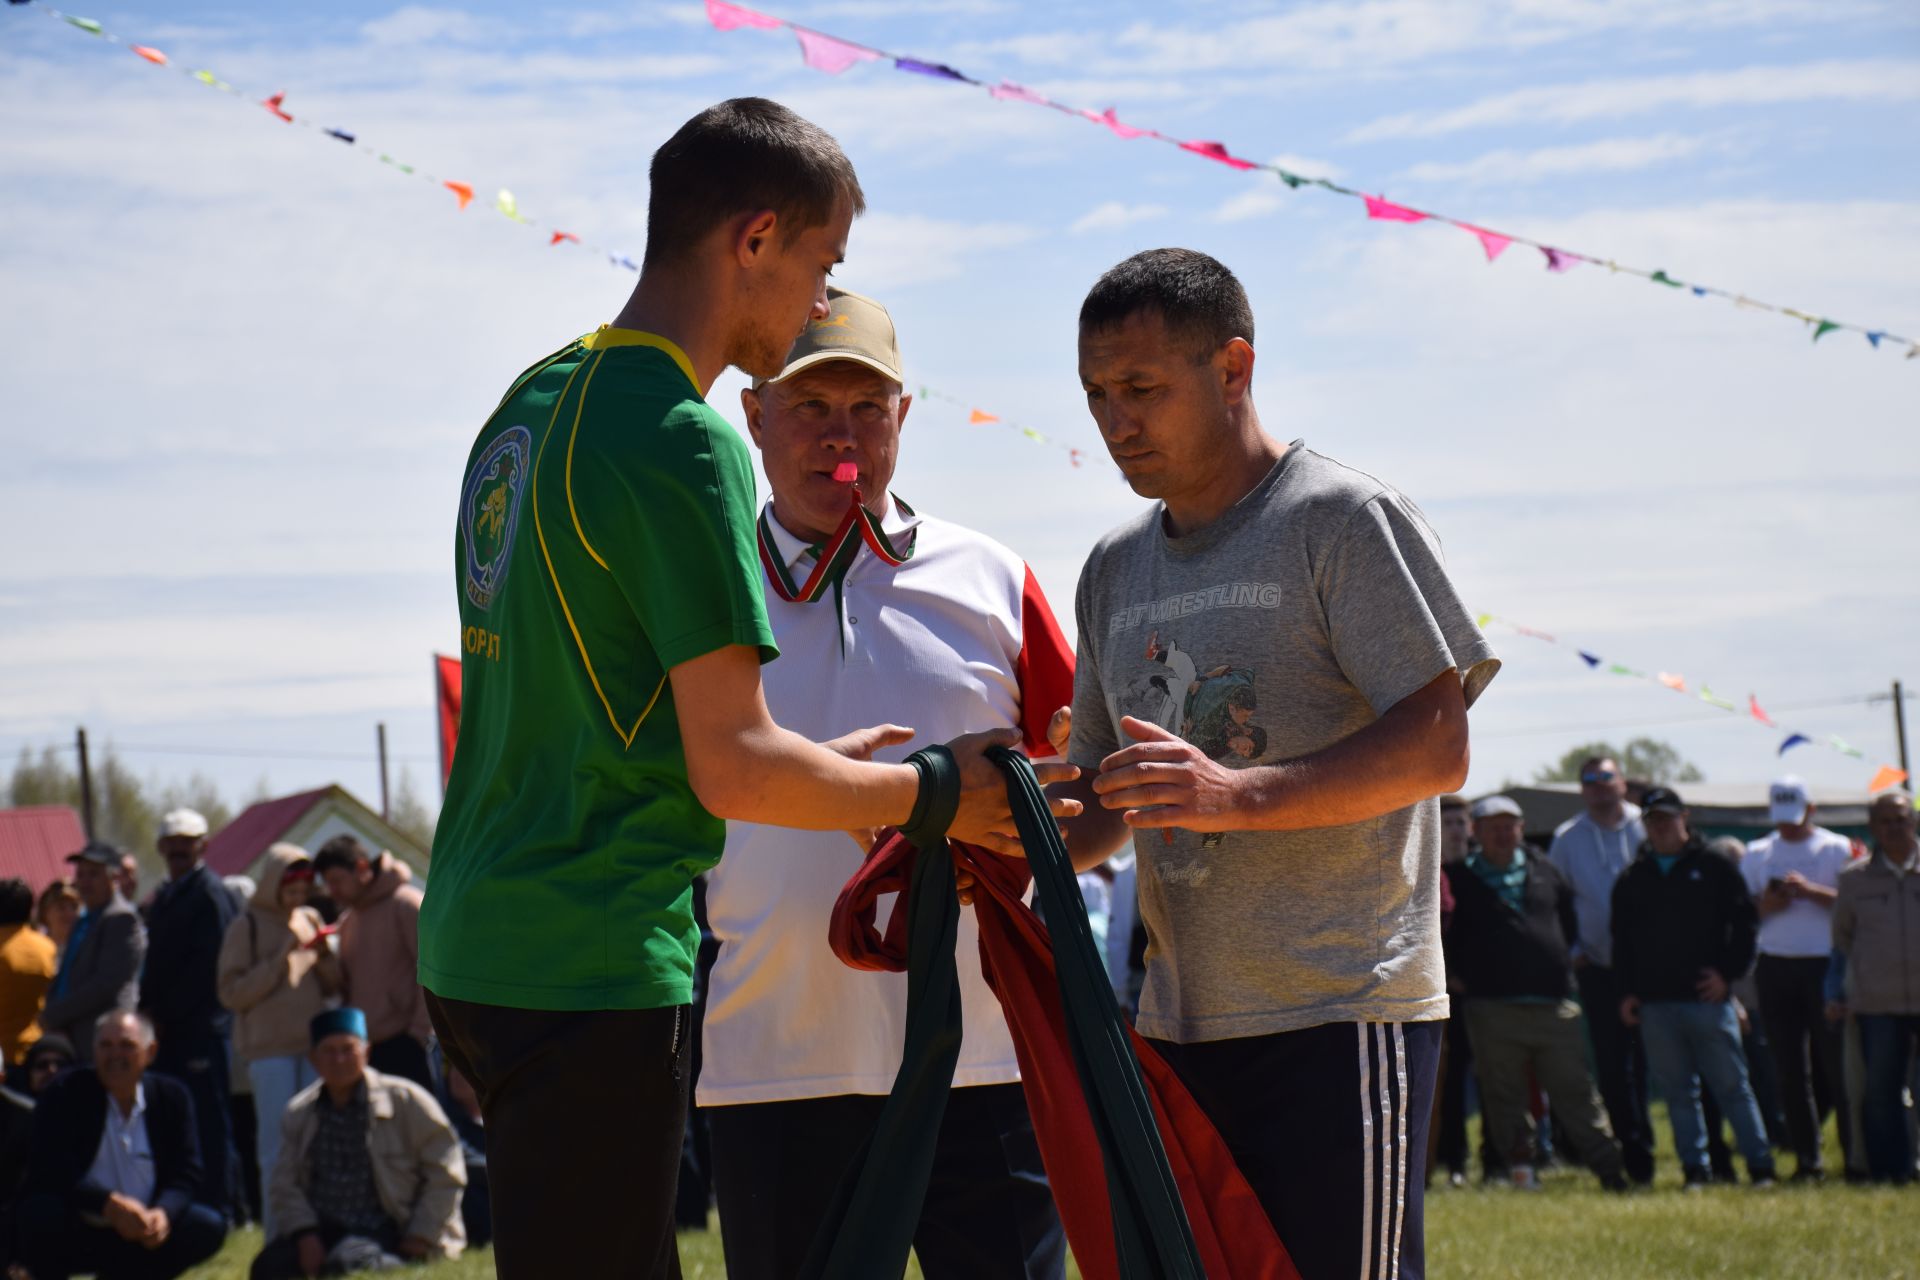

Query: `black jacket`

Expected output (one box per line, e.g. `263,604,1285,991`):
140,864,243,1042
1444,851,1578,1000
1610,836,1758,1003
25,1067,202,1221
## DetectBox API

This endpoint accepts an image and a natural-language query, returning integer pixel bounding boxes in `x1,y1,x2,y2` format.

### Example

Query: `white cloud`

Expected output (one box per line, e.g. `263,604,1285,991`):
1070,201,1169,233
1399,133,1715,185
1348,58,1920,140
1212,189,1288,223
359,6,507,46
842,212,1042,288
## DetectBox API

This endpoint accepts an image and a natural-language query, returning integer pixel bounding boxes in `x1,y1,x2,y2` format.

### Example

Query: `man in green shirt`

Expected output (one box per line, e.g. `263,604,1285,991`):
424,98,1075,1279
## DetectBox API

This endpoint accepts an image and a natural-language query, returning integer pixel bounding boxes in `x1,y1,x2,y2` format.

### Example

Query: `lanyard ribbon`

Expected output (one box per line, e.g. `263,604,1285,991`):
756,488,916,605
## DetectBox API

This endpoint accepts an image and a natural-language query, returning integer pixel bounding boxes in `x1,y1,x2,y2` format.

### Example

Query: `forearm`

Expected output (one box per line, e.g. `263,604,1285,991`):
701,719,920,831
1226,676,1469,831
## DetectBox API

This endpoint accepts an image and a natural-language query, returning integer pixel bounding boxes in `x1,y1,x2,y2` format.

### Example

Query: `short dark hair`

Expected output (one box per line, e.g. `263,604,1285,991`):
1079,248,1255,360
1439,795,1468,813
0,879,31,926
312,835,372,876
643,97,865,269
1579,754,1617,777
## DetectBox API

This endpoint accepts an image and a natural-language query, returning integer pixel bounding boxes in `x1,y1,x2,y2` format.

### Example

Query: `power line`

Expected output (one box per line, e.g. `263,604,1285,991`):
0,738,435,766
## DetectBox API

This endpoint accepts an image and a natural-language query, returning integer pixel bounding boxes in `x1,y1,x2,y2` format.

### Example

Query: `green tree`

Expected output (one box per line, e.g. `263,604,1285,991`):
7,743,236,889
1535,738,1705,787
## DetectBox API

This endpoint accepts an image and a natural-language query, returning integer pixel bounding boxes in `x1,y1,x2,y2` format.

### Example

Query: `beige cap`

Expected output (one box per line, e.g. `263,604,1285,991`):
158,808,209,839
754,286,902,388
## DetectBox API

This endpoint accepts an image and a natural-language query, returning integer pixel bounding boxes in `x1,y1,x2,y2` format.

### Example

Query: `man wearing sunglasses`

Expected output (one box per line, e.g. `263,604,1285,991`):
1548,755,1654,1184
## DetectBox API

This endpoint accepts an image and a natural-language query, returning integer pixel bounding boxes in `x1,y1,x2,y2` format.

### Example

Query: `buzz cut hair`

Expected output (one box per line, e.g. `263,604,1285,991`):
95,1008,156,1048
1079,248,1255,361
643,97,865,269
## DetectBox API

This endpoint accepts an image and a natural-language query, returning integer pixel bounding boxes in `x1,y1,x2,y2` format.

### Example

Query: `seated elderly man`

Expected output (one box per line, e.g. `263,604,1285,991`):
252,1008,464,1279
13,1010,228,1280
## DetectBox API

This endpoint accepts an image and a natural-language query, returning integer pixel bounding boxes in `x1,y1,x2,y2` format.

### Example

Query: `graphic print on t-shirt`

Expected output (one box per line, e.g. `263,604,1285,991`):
1121,630,1272,765
460,425,532,609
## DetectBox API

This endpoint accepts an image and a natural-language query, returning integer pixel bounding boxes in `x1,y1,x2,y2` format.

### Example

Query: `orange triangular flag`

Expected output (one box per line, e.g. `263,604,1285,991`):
131,45,167,65
1869,766,1909,793
969,409,1000,425
549,231,580,246
444,181,474,210
1658,672,1687,692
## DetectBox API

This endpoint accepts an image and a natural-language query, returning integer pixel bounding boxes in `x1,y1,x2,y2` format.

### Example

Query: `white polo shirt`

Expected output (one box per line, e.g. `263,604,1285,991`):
697,498,1075,1106
1742,826,1856,958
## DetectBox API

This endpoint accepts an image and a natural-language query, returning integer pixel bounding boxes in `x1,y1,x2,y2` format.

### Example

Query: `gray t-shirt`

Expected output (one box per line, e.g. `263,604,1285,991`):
1070,441,1499,1043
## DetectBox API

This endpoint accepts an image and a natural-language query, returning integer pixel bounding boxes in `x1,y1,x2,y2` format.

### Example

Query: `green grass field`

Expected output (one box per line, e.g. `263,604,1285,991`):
183,1109,1918,1278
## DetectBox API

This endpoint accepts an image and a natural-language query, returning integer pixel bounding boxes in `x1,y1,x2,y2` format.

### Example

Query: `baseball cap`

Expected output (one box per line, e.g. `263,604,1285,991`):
1469,795,1522,820
66,841,123,868
753,287,902,389
158,808,208,839
1640,786,1686,815
1768,776,1811,826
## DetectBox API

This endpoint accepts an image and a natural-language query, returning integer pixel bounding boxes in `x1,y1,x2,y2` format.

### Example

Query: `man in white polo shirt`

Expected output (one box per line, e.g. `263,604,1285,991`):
698,287,1088,1279
1742,775,1855,1180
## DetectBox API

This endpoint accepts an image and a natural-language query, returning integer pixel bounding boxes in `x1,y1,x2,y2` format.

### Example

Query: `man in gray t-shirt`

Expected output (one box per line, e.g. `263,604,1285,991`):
1057,249,1498,1280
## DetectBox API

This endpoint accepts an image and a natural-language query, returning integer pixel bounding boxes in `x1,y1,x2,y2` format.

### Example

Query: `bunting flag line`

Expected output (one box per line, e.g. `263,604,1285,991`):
16,1,638,275
1477,614,1907,794
700,0,1916,361
916,387,1089,470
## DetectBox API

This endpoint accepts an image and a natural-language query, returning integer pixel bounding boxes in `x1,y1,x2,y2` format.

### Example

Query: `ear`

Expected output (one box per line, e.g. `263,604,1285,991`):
1218,337,1255,404
733,209,780,268
895,389,912,431
741,387,767,448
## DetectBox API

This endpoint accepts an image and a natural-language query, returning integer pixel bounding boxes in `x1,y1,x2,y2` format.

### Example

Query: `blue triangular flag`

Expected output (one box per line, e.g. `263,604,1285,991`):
1778,733,1811,755
1691,286,1707,297
1579,651,1602,668
1867,332,1884,348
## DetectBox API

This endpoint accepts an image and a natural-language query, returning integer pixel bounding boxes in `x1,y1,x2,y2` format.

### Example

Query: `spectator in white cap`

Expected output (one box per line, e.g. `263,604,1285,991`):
1741,775,1856,1180
1444,796,1627,1190
141,807,248,1221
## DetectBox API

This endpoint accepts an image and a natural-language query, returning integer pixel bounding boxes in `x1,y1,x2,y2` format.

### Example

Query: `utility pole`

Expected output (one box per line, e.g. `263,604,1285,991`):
1895,679,1911,788
75,726,95,839
377,722,391,822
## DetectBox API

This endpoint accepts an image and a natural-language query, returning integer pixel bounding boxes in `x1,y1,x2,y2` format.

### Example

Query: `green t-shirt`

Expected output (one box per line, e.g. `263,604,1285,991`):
422,327,777,1011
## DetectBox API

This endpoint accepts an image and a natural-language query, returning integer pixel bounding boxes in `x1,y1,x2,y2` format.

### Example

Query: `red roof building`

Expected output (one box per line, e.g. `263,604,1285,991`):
0,806,89,895
205,785,429,884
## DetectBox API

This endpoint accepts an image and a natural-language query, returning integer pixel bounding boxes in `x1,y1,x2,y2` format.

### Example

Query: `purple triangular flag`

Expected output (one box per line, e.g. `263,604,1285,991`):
895,58,970,82
1541,247,1576,273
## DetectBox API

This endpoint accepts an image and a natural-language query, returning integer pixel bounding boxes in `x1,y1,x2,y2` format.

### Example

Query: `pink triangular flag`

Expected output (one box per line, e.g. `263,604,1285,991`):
1181,139,1257,170
794,27,880,75
1363,194,1426,223
261,91,293,123
990,81,1048,105
1749,694,1775,727
1869,765,1909,793
705,0,782,31
1541,247,1577,273
1080,107,1150,140
131,45,167,65
1467,226,1511,262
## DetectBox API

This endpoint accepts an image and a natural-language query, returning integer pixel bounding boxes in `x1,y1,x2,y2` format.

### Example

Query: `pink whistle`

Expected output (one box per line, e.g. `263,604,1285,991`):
833,462,858,483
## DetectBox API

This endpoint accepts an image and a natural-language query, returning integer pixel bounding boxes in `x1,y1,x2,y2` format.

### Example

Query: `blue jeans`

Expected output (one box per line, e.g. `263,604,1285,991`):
1639,1001,1775,1178
1857,1013,1920,1182
247,1054,318,1233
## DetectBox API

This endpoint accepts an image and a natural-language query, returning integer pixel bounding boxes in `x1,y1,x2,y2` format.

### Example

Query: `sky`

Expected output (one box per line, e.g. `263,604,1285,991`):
3,0,1918,829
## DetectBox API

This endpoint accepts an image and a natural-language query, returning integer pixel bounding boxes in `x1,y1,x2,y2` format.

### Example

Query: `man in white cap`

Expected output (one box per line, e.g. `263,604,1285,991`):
141,807,246,1220
1741,776,1856,1180
1444,796,1626,1190
695,286,1106,1278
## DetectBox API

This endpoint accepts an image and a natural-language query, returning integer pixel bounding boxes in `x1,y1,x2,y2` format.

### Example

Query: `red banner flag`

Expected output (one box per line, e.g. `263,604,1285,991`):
436,654,462,792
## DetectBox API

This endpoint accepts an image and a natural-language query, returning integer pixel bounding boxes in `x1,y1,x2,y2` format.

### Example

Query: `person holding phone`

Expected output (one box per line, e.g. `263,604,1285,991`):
218,843,343,1232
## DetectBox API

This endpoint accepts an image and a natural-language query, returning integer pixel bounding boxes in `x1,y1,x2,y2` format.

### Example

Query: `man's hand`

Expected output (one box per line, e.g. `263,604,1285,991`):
1825,998,1848,1025
1619,995,1641,1027
825,722,917,853
137,1207,170,1249
1046,706,1072,761
398,1236,435,1260
944,727,1080,852
296,1231,327,1278
1695,968,1729,1003
1092,717,1244,831
1758,882,1793,917
103,1192,148,1242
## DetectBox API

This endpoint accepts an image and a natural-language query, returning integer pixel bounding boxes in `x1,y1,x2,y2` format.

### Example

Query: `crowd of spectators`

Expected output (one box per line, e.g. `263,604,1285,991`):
1434,757,1919,1194
0,818,479,1278
0,762,1911,1276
